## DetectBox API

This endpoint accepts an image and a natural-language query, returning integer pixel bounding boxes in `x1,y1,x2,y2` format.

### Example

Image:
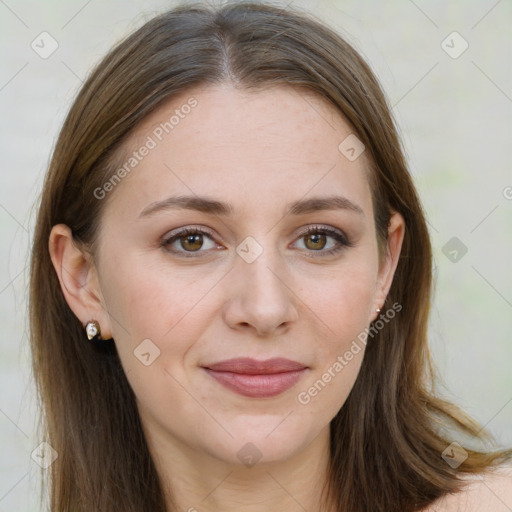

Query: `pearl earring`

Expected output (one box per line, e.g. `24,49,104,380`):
85,319,101,340
376,308,381,313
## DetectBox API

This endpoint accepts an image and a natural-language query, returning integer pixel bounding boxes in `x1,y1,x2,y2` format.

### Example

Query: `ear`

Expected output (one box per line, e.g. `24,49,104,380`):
48,224,113,339
370,211,405,322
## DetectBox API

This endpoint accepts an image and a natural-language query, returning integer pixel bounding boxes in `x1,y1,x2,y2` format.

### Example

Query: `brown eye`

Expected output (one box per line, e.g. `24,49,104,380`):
304,232,327,251
162,227,218,257
294,226,354,257
180,233,204,252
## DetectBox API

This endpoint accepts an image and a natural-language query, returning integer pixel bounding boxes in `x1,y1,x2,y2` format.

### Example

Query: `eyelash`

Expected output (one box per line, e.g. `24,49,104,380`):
161,225,354,259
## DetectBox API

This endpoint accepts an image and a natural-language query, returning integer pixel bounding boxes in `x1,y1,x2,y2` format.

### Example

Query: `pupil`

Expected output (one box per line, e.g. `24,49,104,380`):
307,233,325,250
184,234,202,251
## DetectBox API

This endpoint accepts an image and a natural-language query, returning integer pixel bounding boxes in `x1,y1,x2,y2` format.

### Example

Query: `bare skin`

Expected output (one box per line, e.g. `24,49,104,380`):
48,83,511,511
425,465,512,511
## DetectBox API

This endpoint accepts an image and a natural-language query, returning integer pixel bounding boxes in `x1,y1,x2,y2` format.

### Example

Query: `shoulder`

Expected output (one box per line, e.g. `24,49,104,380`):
424,464,512,512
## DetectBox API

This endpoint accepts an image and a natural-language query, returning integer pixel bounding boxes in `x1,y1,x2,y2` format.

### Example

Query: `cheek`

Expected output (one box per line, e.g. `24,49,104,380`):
99,259,206,421
295,261,376,407
101,253,218,341
98,253,230,403
305,260,377,339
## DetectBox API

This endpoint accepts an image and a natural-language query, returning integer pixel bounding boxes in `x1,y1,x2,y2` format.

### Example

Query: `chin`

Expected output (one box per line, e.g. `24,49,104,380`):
203,416,319,468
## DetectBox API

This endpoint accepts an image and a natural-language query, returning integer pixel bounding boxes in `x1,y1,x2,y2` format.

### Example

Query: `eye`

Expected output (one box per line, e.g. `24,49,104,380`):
293,226,354,257
161,227,219,257
161,225,354,258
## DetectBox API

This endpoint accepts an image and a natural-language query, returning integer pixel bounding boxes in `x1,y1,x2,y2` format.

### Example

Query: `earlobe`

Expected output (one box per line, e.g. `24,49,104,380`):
371,212,405,321
48,224,113,339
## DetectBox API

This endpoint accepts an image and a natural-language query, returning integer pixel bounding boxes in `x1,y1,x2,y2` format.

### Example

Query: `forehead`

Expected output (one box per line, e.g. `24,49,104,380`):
102,83,373,220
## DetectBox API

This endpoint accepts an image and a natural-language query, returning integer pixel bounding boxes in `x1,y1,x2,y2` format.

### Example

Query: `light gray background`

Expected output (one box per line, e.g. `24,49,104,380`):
1,0,511,510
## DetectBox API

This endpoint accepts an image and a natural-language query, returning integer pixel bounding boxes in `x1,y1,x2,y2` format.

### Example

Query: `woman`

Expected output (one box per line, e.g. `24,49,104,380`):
29,1,512,511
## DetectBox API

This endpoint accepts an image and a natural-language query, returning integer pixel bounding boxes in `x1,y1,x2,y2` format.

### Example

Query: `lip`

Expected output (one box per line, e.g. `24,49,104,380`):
202,357,308,398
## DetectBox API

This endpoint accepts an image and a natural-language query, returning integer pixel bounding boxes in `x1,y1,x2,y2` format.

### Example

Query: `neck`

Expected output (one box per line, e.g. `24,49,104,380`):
144,422,335,512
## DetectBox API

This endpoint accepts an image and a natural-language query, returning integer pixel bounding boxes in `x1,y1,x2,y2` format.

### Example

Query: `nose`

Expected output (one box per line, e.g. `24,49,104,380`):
222,246,299,337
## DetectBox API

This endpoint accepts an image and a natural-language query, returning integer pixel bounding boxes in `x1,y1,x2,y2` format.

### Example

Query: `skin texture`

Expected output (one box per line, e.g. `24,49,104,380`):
425,465,512,511
49,83,407,511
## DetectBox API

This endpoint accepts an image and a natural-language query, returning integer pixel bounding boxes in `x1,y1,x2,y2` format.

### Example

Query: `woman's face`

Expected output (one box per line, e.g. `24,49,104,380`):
89,83,403,467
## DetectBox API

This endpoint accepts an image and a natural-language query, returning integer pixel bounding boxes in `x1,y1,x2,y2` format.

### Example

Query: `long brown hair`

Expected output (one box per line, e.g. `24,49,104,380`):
29,1,512,510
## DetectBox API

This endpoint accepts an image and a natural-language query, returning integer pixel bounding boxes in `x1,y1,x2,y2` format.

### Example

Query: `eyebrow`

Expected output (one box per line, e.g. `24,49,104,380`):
138,194,365,218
